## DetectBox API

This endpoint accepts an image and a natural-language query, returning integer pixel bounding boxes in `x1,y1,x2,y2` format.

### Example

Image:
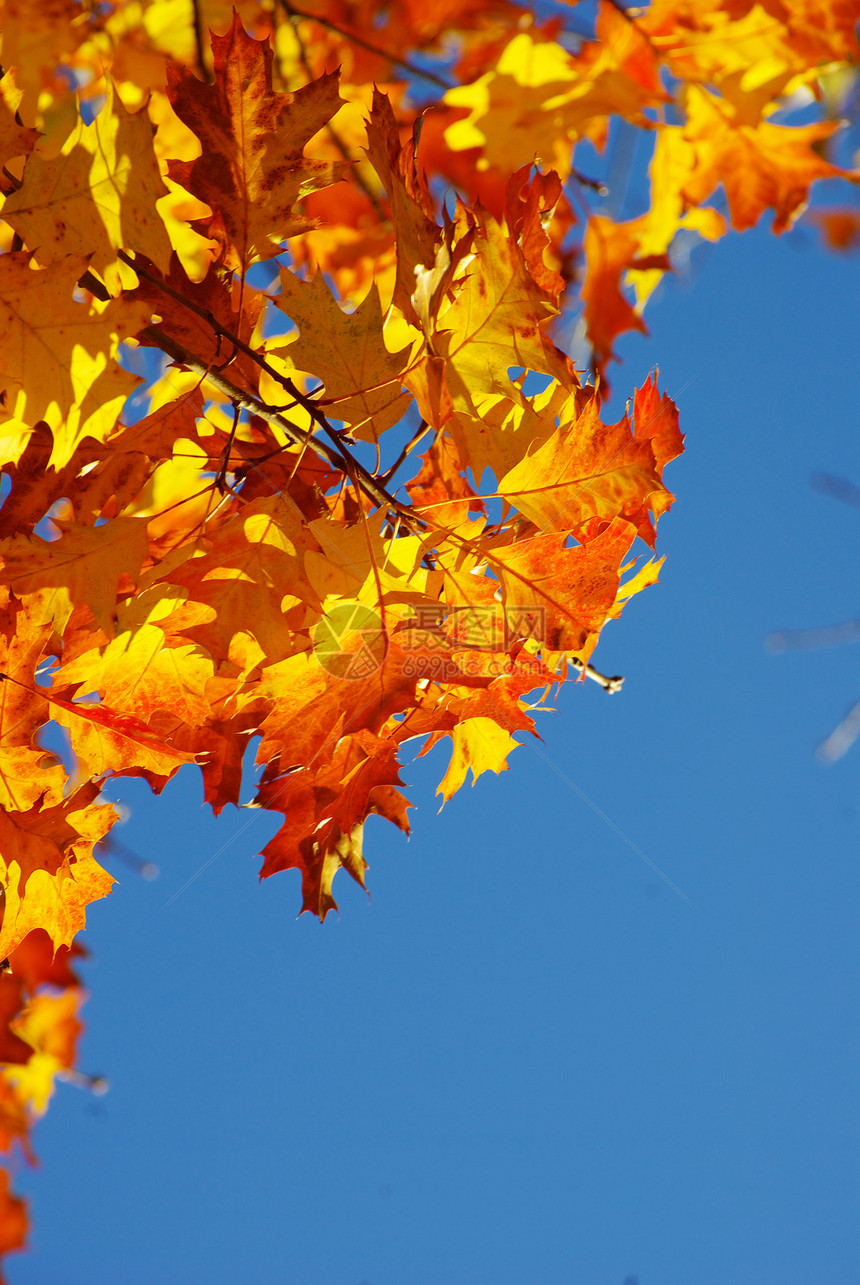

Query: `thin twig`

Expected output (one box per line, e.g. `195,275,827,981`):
281,0,453,90
817,697,860,763
274,0,385,217
380,419,433,487
190,0,213,83
117,250,297,399
148,326,422,527
570,658,625,693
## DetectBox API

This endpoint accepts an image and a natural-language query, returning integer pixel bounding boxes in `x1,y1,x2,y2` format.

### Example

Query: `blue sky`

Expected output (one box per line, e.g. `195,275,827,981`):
10,202,860,1283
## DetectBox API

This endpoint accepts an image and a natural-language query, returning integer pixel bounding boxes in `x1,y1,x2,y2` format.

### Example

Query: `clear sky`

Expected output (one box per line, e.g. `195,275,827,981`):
10,194,860,1282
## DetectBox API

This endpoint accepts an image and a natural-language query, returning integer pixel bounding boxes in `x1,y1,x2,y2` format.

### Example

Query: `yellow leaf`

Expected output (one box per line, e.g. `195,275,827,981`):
1,515,149,635
5,991,82,1115
436,717,519,804
4,82,172,296
0,786,116,960
679,85,854,234
275,269,411,442
0,254,151,468
444,28,661,179
0,70,38,176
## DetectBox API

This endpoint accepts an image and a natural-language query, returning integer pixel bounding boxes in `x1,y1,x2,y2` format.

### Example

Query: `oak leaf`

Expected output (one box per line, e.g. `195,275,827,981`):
443,28,660,179
0,254,151,469
0,780,116,960
5,990,82,1114
0,1170,26,1260
499,375,682,547
3,82,172,296
1,515,149,636
166,13,348,272
0,72,38,187
364,89,440,327
678,85,854,235
274,269,412,442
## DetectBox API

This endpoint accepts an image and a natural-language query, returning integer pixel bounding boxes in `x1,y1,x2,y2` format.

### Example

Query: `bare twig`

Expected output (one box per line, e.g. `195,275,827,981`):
280,0,453,90
380,419,433,487
811,472,860,509
766,619,860,653
148,327,422,527
190,0,213,83
570,659,625,693
817,698,860,762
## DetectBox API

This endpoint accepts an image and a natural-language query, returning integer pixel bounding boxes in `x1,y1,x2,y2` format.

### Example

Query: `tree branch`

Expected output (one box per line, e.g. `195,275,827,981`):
280,0,453,90
147,326,423,527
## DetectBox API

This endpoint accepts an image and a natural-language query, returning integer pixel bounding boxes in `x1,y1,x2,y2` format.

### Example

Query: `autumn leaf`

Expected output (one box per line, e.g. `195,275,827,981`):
0,254,150,469
3,81,172,296
639,0,860,120
581,216,654,377
5,929,84,993
809,207,860,252
434,717,521,804
0,1,855,1271
498,385,678,547
0,72,38,187
0,1170,26,1260
5,989,83,1114
443,27,661,179
166,13,349,272
274,268,412,441
364,89,441,327
0,780,116,960
678,85,854,235
0,980,35,1067
1,515,149,635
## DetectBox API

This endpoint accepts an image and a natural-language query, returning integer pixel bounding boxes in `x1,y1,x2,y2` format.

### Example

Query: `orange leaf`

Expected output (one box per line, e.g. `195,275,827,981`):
167,13,348,272
0,782,116,959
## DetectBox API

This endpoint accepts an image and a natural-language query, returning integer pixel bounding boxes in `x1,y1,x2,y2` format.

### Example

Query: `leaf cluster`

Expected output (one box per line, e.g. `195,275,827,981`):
0,0,856,1271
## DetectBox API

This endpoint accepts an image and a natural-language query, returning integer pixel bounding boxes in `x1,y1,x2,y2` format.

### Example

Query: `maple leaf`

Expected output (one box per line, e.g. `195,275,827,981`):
3,81,172,296
0,0,856,1271
0,254,151,469
0,980,35,1067
809,207,860,252
1,515,149,636
488,518,640,659
0,590,65,812
581,216,651,380
6,929,84,993
5,990,82,1114
678,85,855,235
639,0,860,120
54,596,215,749
274,268,412,442
433,187,576,417
0,1170,26,1260
256,729,410,918
499,377,682,547
443,27,661,180
166,13,349,272
434,716,521,804
364,89,441,326
0,72,38,188
160,493,324,670
0,780,116,960
130,252,266,395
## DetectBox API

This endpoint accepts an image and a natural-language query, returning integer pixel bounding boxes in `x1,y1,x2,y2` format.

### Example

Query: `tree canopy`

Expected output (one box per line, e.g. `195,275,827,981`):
0,0,856,1271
